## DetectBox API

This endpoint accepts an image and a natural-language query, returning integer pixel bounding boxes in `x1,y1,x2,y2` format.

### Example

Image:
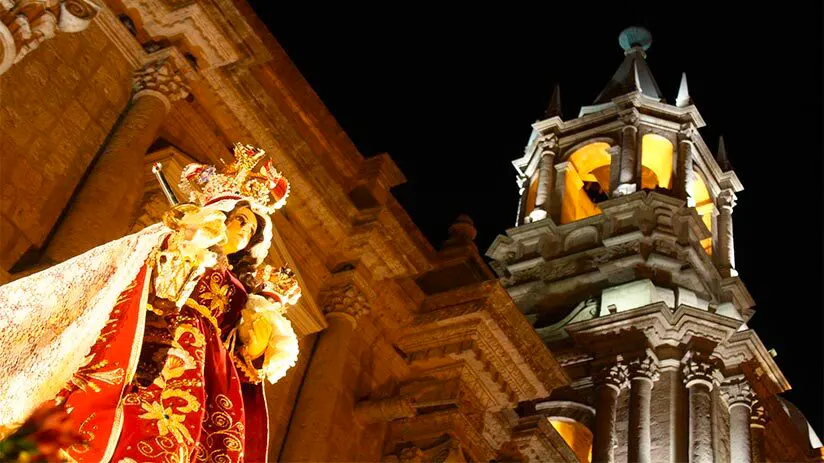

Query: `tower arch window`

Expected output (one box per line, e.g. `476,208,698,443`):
561,142,611,224
691,171,713,254
549,418,593,463
640,134,674,191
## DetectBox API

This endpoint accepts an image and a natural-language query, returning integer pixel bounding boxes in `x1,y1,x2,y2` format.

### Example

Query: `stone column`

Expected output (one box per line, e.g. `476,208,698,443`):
531,137,557,221
592,364,627,463
716,189,737,277
721,379,755,463
675,138,695,206
658,359,688,463
614,124,639,196
280,275,370,462
45,57,189,262
683,356,716,463
628,357,659,463
749,402,768,463
550,162,569,224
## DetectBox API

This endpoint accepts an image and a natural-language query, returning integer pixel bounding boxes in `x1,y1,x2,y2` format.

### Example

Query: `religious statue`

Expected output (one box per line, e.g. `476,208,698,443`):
0,143,301,462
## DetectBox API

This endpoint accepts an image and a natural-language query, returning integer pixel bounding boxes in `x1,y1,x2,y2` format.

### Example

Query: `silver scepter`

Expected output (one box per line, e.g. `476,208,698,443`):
152,162,179,206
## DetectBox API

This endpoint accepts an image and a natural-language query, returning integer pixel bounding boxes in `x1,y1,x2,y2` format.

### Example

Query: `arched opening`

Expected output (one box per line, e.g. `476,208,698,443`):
561,143,611,224
550,418,593,463
640,134,674,191
691,171,713,254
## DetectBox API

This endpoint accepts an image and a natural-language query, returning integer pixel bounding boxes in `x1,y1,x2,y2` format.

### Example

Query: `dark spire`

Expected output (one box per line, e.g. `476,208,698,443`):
544,84,562,119
716,136,732,171
676,72,691,107
593,27,663,104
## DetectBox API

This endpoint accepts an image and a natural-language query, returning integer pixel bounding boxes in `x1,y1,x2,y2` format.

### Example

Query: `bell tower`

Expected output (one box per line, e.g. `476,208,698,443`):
488,27,818,463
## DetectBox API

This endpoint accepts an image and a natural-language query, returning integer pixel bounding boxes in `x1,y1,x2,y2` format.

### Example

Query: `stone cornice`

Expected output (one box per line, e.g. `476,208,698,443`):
713,329,790,393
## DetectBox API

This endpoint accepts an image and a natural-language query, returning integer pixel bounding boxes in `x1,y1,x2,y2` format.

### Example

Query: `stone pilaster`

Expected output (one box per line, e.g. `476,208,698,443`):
683,355,716,463
721,378,755,463
657,358,688,463
592,363,628,463
45,55,190,262
675,137,696,206
627,356,660,463
280,269,372,462
749,402,768,463
716,189,737,277
551,162,569,224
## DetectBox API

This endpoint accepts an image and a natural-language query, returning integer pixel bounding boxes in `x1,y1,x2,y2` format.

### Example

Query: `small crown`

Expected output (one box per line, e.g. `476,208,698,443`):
180,143,290,213
255,264,301,309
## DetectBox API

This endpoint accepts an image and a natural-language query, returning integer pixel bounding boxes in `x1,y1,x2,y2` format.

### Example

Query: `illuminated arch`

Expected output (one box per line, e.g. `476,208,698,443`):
561,142,611,224
691,171,713,254
640,134,673,190
549,418,593,462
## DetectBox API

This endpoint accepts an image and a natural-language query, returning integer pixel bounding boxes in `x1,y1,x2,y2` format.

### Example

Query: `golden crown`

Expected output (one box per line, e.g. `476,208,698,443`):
179,143,290,213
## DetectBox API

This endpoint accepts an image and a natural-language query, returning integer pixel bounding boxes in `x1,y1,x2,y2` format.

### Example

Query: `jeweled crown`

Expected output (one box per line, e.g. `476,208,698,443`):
180,143,290,213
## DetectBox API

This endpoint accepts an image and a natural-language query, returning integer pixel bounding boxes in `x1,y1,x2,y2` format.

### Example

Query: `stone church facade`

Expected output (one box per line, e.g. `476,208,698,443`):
0,1,820,461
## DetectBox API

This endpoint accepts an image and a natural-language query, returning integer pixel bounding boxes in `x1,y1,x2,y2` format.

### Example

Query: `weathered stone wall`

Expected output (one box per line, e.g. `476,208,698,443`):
0,22,133,270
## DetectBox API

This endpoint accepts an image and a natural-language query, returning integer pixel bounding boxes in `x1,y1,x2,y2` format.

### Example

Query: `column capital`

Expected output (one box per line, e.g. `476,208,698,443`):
594,363,629,391
717,188,738,210
682,354,717,389
537,135,558,154
721,378,755,410
318,266,374,326
750,401,769,428
133,56,190,110
628,356,660,383
619,109,640,126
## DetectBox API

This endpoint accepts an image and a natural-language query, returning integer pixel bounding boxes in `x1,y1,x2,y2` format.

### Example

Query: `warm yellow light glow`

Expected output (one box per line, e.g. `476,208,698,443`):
550,419,593,463
525,173,539,217
561,143,611,224
691,171,713,254
641,134,673,190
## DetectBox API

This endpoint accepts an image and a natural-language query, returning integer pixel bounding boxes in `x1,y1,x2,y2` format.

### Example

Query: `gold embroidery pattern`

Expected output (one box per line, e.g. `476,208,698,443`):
198,272,232,315
70,356,126,393
201,394,245,463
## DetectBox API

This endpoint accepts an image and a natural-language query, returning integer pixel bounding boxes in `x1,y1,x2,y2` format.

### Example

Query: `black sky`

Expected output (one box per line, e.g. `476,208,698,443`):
249,3,824,434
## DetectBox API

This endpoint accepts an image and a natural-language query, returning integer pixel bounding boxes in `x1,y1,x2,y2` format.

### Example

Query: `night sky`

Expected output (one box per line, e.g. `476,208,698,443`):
250,3,824,434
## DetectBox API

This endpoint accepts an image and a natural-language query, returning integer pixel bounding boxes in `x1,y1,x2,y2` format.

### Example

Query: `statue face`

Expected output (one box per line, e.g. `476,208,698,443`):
222,206,258,255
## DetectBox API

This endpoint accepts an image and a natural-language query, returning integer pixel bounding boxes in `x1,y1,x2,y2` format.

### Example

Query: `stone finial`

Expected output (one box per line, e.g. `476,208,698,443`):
721,379,755,409
133,58,190,106
682,355,716,389
446,215,477,245
627,356,660,382
676,72,691,108
716,136,732,171
594,363,629,390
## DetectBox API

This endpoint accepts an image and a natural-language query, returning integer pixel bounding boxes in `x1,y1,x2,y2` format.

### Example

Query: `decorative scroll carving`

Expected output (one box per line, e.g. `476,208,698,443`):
0,0,99,74
318,280,371,321
682,354,716,389
721,378,755,408
594,363,629,390
716,189,737,210
627,356,660,382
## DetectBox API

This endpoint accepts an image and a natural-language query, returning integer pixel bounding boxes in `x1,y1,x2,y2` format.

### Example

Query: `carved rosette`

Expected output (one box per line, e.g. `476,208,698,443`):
319,283,370,323
593,363,628,391
682,356,716,389
133,58,190,107
627,356,660,383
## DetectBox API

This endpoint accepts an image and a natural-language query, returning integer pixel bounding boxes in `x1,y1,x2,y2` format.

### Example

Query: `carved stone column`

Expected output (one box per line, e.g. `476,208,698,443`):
550,162,569,224
1,0,100,75
675,137,695,206
721,379,755,463
592,363,627,463
45,57,189,262
614,122,639,196
749,402,768,463
280,272,371,462
716,189,738,277
683,356,716,463
659,358,688,463
531,137,557,221
628,357,659,463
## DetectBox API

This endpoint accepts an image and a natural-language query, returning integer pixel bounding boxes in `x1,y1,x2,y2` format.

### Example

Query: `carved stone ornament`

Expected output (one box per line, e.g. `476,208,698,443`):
716,189,737,210
133,58,190,103
627,356,660,382
593,363,629,390
682,355,716,389
678,124,699,141
721,379,755,409
750,401,769,428
319,283,370,321
537,135,558,153
619,109,640,126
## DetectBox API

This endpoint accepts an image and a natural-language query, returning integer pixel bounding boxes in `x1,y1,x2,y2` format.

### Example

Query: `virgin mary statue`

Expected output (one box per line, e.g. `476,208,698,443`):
0,143,301,462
